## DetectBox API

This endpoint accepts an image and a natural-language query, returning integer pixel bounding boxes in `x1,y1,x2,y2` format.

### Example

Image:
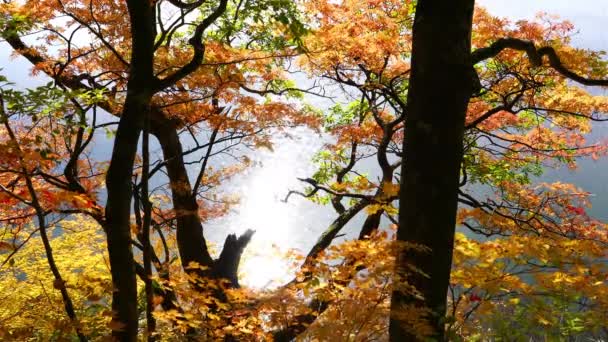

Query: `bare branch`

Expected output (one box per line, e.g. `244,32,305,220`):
472,38,608,86
154,0,229,90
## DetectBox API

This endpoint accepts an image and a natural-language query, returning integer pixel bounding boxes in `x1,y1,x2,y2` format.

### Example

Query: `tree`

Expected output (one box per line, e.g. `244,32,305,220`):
391,1,608,340
390,1,478,340
1,0,313,339
0,83,93,342
284,0,608,339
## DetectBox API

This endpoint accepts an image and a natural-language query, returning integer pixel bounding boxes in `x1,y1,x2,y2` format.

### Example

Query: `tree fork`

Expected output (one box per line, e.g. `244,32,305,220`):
104,1,157,339
151,112,254,288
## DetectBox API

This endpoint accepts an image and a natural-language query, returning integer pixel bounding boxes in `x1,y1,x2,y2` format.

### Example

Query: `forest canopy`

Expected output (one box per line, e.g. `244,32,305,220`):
1,0,608,340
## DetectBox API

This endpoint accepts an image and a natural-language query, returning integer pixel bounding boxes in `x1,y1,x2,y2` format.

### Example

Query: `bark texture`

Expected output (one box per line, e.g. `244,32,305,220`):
390,1,477,341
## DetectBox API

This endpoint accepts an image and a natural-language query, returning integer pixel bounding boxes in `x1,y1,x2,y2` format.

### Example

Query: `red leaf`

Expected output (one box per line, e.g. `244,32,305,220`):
469,293,482,302
566,205,586,216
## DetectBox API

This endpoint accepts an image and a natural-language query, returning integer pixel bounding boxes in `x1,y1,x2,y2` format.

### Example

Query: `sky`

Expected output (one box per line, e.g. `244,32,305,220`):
479,0,608,50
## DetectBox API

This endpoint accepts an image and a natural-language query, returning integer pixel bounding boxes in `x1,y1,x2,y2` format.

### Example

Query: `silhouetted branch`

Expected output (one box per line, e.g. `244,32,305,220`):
472,38,608,86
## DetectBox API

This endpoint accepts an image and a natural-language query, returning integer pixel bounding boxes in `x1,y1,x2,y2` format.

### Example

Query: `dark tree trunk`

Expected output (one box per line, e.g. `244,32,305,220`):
215,230,255,287
104,1,156,340
5,1,248,336
151,115,215,270
151,112,254,288
359,210,383,239
105,95,148,341
390,1,477,341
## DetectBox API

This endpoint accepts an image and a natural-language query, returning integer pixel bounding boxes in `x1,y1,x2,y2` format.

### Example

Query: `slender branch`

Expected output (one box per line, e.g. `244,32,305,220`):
192,126,219,195
465,105,511,130
296,178,376,201
141,95,156,340
304,199,369,266
0,94,87,342
166,0,205,10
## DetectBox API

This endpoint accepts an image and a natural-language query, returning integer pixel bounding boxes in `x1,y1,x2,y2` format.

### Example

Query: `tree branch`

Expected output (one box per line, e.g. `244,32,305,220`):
472,38,608,86
154,0,229,90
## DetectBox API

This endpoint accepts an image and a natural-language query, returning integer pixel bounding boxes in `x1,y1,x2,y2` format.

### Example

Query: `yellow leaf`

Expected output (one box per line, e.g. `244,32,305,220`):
330,182,348,192
365,204,382,215
87,293,102,302
509,297,520,305
384,204,399,216
381,182,400,197
538,317,551,325
240,327,254,334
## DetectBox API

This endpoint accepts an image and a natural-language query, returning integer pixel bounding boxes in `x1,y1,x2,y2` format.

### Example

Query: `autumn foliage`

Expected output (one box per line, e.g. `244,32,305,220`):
1,0,608,340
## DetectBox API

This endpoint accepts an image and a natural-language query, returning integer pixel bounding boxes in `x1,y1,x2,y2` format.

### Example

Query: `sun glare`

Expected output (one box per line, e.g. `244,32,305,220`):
225,128,325,289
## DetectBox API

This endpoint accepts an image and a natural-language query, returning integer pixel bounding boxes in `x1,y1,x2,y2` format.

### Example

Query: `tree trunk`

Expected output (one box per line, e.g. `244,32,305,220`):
104,2,156,340
105,96,148,340
151,115,214,271
390,1,477,341
151,113,254,288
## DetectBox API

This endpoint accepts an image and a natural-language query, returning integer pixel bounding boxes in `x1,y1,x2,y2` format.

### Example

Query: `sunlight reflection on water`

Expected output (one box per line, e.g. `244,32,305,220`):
209,127,334,288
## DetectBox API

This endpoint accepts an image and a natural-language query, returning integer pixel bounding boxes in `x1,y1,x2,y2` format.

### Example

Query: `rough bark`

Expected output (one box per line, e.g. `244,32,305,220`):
358,210,383,239
141,101,156,340
305,199,369,263
390,1,477,341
